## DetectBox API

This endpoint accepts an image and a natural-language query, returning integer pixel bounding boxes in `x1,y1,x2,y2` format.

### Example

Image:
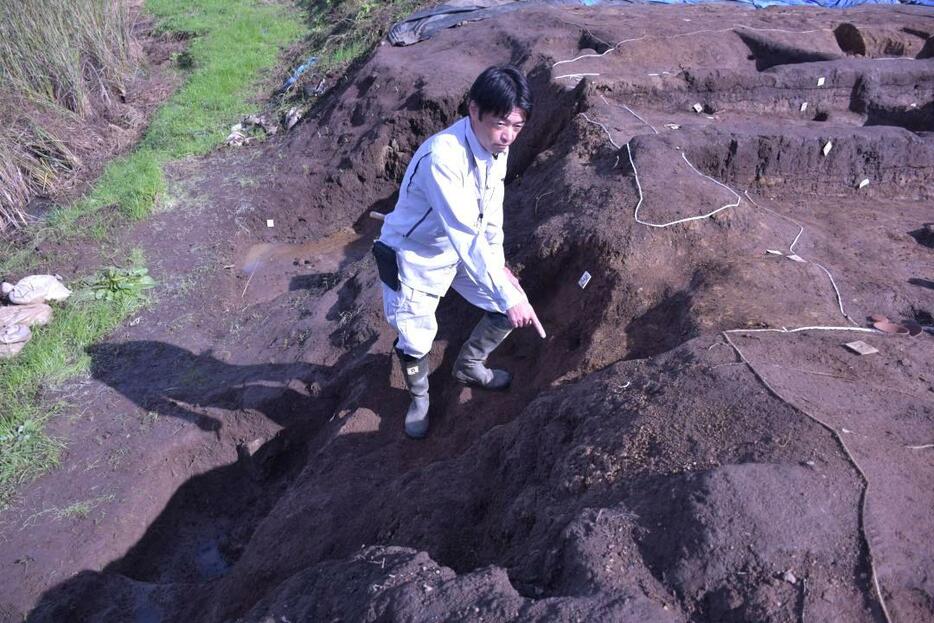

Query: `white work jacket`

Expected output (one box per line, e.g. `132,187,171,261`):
379,117,526,311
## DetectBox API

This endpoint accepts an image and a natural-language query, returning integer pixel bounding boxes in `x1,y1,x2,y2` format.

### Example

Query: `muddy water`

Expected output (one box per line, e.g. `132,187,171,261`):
238,228,371,304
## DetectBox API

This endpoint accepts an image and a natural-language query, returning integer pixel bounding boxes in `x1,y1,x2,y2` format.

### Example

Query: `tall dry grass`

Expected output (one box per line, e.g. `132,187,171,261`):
0,0,136,234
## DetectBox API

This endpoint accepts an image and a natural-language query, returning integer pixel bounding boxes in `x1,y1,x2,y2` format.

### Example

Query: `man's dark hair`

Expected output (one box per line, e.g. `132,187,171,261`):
468,65,532,121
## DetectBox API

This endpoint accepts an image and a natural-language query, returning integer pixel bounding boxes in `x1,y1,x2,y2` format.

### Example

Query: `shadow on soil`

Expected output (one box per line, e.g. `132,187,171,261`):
87,341,332,431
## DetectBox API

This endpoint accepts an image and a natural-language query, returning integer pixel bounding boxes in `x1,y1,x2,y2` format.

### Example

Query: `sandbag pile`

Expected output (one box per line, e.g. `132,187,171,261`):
0,275,69,359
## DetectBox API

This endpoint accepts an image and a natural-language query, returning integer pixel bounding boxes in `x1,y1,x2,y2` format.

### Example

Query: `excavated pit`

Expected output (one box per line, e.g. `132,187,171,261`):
4,4,933,623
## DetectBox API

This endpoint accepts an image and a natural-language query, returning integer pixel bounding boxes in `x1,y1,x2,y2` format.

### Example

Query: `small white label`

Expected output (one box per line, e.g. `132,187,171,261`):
266,219,275,228
800,102,808,112
766,249,784,255
665,123,681,130
817,77,825,87
786,254,806,263
692,103,703,113
578,271,592,289
822,141,833,156
844,340,878,355
858,178,870,189
406,366,418,375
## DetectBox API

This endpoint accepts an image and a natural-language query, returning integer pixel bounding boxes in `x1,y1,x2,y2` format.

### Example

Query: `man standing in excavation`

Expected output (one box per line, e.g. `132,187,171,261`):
372,65,544,439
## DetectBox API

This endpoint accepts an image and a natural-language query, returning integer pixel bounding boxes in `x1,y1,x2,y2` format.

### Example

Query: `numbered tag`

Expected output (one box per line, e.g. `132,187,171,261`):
578,271,592,289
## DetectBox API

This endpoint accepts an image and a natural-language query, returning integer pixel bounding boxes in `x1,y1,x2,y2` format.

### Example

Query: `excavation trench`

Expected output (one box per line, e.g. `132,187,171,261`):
9,4,934,623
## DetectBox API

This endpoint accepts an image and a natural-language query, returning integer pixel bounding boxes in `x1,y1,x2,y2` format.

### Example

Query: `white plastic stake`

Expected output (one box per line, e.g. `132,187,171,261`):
822,141,833,156
817,77,826,87
800,102,808,112
858,178,870,189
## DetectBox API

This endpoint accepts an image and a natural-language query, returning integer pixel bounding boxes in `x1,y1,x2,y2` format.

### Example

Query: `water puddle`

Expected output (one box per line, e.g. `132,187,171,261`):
194,537,231,580
238,227,370,303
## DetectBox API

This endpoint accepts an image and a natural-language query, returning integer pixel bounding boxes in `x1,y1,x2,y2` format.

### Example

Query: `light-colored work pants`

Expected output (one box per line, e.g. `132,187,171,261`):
382,264,507,358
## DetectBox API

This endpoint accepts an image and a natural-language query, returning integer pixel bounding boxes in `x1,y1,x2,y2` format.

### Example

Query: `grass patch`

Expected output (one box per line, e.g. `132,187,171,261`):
22,494,116,528
0,252,151,507
0,0,135,233
287,0,424,87
72,0,305,222
0,0,307,508
1,0,305,254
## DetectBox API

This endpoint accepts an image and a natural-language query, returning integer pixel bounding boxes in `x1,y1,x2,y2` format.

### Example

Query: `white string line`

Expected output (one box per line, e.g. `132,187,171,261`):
585,103,894,620
812,262,858,326
580,111,742,228
743,191,858,326
743,190,804,254
722,331,893,623
551,26,831,70
581,109,861,328
725,326,877,335
598,93,658,135
580,112,621,149
554,72,601,80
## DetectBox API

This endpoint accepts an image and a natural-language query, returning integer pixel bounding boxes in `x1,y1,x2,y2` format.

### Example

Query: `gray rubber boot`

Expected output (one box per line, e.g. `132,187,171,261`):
452,312,513,390
398,349,430,439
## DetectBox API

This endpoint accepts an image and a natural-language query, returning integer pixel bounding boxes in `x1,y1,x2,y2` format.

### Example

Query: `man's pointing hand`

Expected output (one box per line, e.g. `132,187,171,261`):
504,266,546,338
506,301,546,339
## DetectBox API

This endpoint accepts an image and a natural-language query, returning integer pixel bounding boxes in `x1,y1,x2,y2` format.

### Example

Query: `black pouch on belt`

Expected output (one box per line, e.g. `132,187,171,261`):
372,241,400,291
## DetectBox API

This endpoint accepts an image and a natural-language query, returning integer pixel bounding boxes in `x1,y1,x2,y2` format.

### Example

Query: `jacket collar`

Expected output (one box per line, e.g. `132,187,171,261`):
463,117,496,166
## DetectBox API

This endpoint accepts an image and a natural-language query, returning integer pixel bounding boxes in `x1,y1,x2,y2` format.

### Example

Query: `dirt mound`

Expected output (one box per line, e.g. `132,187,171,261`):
5,3,934,623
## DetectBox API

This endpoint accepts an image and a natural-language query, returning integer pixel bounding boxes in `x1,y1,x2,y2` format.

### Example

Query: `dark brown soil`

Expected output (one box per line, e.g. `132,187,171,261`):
1,4,932,623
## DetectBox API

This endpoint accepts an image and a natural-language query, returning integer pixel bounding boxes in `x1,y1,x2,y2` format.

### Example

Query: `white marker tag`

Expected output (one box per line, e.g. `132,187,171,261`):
665,123,681,130
858,178,870,189
844,340,878,355
817,77,825,87
692,103,703,113
822,141,833,156
407,366,418,375
766,249,784,255
800,102,808,112
266,219,275,228
578,271,592,289
786,254,806,263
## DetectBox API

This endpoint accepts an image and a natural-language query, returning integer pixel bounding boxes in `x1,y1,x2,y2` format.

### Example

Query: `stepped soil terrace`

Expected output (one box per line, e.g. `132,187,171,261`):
0,3,932,622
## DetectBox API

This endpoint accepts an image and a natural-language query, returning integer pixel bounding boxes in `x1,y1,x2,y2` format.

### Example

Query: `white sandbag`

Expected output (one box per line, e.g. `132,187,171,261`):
0,323,30,344
0,326,30,359
0,303,53,328
0,340,28,359
0,323,31,358
8,275,71,305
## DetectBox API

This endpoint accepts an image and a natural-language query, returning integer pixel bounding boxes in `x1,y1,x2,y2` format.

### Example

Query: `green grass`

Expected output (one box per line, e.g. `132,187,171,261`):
0,253,149,506
301,0,423,72
0,0,134,233
0,1,306,507
68,0,305,222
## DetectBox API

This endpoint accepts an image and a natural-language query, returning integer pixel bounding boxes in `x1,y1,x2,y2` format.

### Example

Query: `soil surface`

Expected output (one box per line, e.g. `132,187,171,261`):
1,4,933,623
